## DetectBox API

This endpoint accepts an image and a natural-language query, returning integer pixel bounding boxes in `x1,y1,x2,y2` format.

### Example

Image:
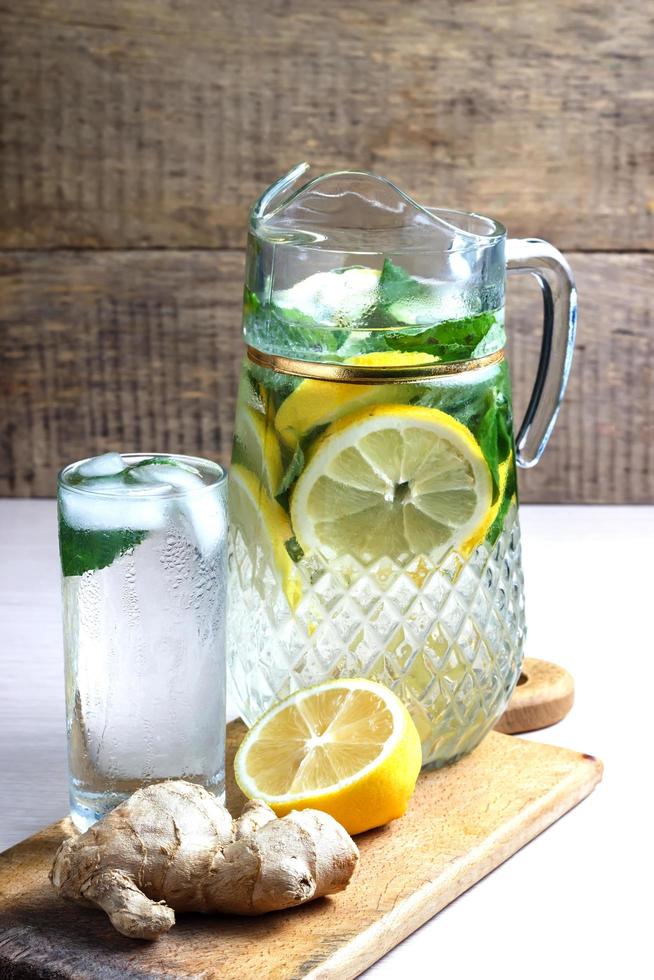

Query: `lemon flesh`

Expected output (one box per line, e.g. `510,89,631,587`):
229,463,301,609
274,351,437,446
291,404,493,564
234,679,422,835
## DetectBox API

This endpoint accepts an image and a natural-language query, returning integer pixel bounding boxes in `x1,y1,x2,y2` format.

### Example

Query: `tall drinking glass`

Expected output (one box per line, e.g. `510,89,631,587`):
57,452,227,829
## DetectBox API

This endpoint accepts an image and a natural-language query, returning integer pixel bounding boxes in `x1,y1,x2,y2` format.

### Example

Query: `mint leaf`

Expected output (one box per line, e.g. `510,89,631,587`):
278,442,305,496
476,386,513,503
243,285,261,316
354,258,436,330
278,306,347,352
411,383,479,429
247,361,300,404
246,302,348,359
476,397,502,502
486,464,518,546
385,311,497,361
59,515,146,577
284,535,305,563
377,257,434,309
129,456,199,475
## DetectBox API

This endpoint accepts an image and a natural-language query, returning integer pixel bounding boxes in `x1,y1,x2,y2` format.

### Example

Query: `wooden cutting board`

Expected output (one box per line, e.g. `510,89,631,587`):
0,720,602,980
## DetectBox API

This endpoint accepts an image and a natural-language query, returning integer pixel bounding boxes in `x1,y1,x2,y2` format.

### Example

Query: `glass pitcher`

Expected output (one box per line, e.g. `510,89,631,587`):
227,163,576,767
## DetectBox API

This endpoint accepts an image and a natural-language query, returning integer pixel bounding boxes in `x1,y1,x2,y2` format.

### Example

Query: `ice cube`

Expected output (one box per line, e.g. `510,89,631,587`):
181,492,226,559
127,461,204,491
127,459,224,557
275,267,380,327
61,481,169,532
388,282,466,325
77,452,125,478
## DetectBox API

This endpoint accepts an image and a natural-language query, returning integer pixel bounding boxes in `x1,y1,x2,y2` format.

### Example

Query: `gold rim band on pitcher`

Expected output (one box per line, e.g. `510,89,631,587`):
246,346,504,384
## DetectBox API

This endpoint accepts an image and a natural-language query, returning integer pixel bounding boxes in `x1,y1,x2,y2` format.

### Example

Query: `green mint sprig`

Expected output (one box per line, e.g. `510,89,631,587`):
384,311,497,361
58,515,146,578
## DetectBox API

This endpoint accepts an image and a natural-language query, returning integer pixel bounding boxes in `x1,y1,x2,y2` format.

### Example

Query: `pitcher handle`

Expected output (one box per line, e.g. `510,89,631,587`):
506,239,577,468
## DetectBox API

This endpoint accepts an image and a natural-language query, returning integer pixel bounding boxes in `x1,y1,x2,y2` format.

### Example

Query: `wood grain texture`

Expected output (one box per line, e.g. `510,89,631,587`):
1,250,651,501
0,723,603,980
0,0,651,250
495,658,575,734
0,0,651,499
507,253,654,504
0,250,245,495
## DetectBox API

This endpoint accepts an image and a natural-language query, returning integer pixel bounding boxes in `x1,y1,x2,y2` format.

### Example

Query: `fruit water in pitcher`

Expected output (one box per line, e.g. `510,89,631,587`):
227,163,576,766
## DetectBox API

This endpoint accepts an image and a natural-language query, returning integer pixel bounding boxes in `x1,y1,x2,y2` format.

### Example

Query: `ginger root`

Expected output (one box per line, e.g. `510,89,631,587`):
50,780,359,940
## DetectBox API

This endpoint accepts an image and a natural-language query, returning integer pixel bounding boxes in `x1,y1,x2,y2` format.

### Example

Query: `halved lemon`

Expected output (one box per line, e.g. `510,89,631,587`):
228,463,301,610
291,404,493,564
234,678,422,835
274,351,437,447
232,405,283,496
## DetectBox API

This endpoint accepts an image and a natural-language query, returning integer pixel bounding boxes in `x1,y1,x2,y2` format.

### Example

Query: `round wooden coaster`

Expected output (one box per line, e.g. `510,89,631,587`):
494,658,575,735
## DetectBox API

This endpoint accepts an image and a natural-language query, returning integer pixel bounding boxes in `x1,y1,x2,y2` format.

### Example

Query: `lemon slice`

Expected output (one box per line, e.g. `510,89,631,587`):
291,404,493,564
233,405,283,496
234,678,422,835
229,463,301,609
274,351,437,447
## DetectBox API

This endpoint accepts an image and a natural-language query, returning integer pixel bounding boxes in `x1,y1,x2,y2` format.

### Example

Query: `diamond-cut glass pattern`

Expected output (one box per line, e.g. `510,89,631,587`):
227,508,526,767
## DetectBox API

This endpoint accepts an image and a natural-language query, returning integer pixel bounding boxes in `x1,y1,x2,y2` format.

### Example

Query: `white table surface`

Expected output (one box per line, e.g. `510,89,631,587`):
1,500,651,978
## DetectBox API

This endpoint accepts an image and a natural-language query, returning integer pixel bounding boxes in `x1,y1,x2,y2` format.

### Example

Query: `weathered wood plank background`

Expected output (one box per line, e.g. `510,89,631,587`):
0,0,652,499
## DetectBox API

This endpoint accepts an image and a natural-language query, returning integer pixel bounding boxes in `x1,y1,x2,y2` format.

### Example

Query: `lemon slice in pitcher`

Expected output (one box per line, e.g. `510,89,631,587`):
274,351,437,446
291,404,493,563
234,678,422,835
233,405,283,496
229,464,301,609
